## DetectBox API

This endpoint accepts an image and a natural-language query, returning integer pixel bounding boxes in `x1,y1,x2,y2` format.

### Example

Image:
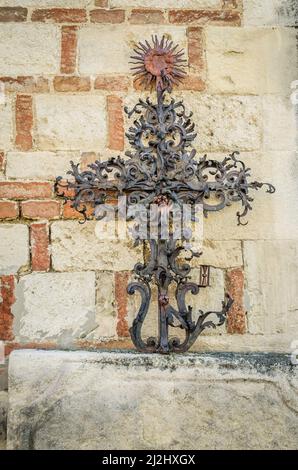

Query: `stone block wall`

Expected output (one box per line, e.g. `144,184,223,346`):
0,0,297,366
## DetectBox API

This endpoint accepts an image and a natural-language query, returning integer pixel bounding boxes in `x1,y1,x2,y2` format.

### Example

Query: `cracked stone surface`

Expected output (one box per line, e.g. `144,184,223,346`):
12,272,96,347
7,350,298,450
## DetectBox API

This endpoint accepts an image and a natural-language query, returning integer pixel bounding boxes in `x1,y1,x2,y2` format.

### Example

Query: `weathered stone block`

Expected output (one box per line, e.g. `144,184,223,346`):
0,99,12,150
193,240,243,268
51,221,143,272
0,24,59,75
198,151,298,241
243,240,298,336
0,225,29,275
95,271,117,340
35,95,106,151
190,332,298,353
6,151,80,180
176,93,262,151
263,96,296,151
7,350,298,450
206,27,297,94
243,0,298,27
124,92,262,152
78,25,187,75
12,272,96,345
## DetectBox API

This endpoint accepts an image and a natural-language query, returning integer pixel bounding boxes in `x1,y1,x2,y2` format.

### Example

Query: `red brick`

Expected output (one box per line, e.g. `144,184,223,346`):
76,339,132,350
62,200,94,219
80,152,98,171
0,7,27,22
169,9,241,25
188,27,205,71
0,76,49,93
94,75,130,91
226,268,246,334
63,196,118,217
115,271,130,337
15,94,33,151
60,26,78,74
54,76,91,92
94,0,108,6
0,276,15,341
55,180,75,199
0,182,52,200
90,9,125,23
129,9,165,24
5,341,57,356
177,75,206,91
0,151,4,172
32,8,86,23
30,222,50,272
5,339,133,357
21,200,60,220
0,201,19,219
107,95,124,151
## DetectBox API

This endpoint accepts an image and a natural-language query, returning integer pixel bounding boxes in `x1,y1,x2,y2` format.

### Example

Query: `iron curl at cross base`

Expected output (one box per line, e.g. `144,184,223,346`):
54,36,275,354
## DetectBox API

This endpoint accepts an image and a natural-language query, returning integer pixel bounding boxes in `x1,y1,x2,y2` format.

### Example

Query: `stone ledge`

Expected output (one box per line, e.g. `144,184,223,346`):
7,350,298,450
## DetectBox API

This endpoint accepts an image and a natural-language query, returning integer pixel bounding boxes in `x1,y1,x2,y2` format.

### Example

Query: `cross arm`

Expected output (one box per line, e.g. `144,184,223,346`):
55,151,275,226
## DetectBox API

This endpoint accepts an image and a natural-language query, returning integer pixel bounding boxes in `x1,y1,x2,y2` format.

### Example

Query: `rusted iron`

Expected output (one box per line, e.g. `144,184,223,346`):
55,37,275,353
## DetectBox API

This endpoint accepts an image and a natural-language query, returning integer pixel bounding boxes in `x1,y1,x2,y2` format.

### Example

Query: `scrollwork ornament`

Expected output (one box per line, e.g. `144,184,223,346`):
55,36,275,353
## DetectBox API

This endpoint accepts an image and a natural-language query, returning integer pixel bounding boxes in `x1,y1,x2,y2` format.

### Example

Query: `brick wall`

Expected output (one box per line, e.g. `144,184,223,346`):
0,1,297,358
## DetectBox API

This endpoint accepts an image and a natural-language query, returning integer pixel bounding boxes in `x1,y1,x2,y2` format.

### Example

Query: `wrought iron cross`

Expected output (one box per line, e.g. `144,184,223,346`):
55,36,275,354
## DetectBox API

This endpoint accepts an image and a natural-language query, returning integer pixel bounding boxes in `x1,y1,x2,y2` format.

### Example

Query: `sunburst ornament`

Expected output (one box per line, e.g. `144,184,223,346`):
130,35,187,92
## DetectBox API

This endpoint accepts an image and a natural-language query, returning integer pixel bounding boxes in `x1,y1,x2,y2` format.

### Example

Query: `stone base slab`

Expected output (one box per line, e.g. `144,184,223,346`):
7,350,298,450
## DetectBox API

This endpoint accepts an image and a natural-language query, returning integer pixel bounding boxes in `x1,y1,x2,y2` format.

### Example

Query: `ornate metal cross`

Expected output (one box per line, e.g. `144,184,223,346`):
55,36,275,354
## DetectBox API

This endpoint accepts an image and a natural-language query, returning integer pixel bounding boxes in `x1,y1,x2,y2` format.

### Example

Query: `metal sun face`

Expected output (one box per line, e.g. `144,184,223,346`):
131,35,187,91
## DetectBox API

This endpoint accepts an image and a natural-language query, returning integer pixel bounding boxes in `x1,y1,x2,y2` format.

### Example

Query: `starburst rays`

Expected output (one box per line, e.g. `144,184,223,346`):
130,35,187,92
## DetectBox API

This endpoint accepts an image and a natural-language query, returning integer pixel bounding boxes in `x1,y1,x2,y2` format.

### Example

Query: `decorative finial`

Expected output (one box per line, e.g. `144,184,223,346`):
130,35,187,92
